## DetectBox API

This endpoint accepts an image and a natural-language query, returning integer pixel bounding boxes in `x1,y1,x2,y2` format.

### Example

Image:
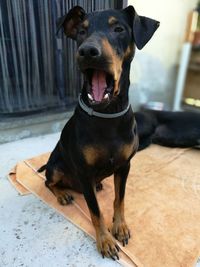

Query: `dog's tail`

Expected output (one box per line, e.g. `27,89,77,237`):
37,164,47,173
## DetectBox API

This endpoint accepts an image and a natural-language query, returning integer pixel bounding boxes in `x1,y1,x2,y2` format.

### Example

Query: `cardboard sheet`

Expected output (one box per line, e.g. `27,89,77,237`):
8,166,30,195
9,145,200,267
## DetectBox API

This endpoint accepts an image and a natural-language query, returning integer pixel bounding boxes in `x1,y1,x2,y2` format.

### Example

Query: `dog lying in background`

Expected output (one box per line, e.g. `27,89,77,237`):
136,110,200,151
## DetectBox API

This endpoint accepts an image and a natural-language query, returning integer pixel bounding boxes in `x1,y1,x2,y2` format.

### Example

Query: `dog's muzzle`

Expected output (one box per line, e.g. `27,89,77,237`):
77,40,115,105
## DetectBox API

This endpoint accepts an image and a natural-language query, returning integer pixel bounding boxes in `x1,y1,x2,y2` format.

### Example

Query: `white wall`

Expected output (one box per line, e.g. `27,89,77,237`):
128,0,198,109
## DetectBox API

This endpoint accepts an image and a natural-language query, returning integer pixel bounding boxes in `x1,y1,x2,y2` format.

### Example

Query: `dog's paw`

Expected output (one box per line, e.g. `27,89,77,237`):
96,231,120,260
57,193,74,205
112,221,130,246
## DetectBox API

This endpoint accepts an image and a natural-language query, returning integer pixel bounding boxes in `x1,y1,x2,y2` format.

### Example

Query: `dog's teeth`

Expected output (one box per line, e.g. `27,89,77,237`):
104,93,109,99
88,94,93,100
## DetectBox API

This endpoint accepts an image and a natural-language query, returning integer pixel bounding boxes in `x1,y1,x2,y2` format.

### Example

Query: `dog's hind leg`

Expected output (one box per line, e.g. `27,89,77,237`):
45,169,74,205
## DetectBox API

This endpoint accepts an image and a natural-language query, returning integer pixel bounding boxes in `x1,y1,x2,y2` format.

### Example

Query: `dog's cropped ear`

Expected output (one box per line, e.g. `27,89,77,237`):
124,6,160,50
56,6,86,39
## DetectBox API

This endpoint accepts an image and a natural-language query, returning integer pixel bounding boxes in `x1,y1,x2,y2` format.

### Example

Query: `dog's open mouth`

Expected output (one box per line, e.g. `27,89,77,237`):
85,69,114,104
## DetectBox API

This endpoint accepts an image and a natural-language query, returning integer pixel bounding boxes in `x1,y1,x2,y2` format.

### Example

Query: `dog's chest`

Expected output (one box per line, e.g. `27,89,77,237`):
78,112,138,172
82,138,136,168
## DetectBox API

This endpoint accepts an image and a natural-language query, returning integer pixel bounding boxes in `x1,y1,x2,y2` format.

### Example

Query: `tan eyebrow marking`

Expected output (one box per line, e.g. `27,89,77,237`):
108,16,118,25
82,19,89,28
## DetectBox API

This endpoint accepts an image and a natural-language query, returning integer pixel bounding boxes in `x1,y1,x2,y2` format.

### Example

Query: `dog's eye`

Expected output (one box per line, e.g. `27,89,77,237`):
114,26,124,33
78,29,86,35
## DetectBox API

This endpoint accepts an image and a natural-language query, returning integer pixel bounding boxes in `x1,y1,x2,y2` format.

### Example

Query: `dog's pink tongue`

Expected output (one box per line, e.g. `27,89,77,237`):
92,70,107,102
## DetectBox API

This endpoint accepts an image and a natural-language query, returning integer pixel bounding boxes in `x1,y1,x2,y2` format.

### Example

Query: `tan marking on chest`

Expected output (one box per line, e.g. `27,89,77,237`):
120,144,134,160
83,146,106,166
120,137,139,160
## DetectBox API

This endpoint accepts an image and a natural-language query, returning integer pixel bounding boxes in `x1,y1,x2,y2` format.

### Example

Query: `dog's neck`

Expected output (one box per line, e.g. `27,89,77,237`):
81,61,131,114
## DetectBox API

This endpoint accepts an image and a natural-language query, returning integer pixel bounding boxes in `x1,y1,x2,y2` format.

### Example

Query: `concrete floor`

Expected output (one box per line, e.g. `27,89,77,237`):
1,133,200,267
0,133,119,267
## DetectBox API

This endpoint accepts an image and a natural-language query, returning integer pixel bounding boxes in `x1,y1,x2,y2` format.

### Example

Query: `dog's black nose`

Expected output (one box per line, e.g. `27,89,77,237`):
78,44,101,58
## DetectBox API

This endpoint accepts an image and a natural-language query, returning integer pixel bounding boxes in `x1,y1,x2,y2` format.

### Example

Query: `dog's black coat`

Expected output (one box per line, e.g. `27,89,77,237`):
38,5,159,259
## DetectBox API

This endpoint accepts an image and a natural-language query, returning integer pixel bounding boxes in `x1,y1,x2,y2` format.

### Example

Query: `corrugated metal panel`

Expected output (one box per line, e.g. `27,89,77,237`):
0,0,122,114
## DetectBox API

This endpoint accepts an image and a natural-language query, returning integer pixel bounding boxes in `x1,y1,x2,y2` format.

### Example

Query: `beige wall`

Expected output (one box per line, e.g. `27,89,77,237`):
128,0,198,109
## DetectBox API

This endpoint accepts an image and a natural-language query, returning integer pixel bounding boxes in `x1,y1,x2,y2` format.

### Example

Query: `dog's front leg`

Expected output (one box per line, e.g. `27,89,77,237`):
81,180,120,260
112,162,131,246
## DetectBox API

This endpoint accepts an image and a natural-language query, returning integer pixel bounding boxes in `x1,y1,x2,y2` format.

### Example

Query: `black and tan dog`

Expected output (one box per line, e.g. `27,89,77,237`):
38,5,159,260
